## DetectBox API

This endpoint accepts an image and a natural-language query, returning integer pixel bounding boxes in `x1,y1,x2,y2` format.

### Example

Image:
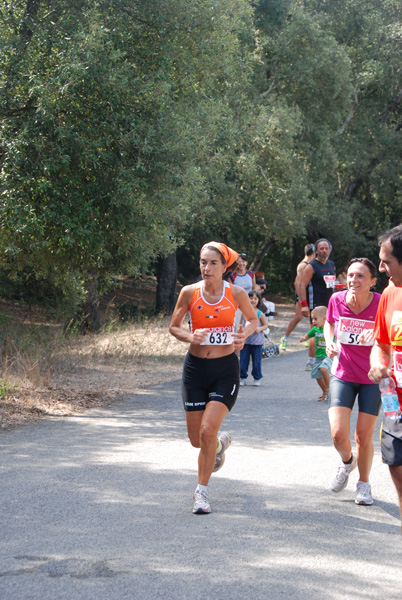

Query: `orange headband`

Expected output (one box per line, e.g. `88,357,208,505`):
202,242,239,267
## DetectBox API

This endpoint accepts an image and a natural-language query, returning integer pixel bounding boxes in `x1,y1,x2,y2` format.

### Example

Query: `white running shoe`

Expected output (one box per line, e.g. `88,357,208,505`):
305,361,313,372
213,432,232,473
253,379,261,386
330,454,357,492
355,480,373,505
193,488,211,514
239,379,246,386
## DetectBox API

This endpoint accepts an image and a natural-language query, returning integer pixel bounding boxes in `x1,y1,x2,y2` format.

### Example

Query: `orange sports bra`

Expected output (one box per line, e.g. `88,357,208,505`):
188,281,237,345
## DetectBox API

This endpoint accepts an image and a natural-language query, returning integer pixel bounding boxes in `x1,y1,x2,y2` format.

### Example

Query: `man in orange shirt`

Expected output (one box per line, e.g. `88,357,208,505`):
369,224,402,534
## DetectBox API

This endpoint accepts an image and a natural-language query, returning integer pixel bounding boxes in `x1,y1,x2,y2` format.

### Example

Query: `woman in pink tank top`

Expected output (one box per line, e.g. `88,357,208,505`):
324,258,381,506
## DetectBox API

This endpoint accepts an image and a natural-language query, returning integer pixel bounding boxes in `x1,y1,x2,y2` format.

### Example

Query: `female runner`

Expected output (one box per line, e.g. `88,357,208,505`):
169,242,258,514
324,258,381,505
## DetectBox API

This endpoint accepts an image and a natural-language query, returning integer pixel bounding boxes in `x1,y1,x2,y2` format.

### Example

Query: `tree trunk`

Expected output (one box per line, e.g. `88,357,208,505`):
80,273,101,333
20,0,41,44
250,238,274,271
156,252,178,315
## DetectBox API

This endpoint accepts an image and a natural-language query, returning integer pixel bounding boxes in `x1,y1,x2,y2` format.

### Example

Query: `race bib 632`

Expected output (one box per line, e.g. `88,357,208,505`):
201,326,234,346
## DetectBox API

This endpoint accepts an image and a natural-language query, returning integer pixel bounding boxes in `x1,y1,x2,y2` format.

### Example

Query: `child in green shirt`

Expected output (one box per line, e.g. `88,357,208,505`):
300,306,333,402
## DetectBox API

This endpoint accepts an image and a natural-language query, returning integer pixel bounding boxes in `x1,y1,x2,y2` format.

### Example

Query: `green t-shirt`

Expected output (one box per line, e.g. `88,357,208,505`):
307,326,326,358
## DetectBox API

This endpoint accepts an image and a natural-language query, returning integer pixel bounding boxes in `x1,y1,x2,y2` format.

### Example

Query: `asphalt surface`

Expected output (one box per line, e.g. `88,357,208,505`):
0,349,401,600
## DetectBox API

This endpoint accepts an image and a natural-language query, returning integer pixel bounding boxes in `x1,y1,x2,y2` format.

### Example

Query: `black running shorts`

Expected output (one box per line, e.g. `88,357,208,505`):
381,418,402,466
182,352,239,412
329,375,381,416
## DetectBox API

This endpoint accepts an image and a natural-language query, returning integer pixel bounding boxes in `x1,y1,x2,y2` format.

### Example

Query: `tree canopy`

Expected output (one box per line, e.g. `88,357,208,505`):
1,0,401,322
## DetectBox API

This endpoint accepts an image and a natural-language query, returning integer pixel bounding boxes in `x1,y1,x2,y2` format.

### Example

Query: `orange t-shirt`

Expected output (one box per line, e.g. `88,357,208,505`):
374,282,402,407
189,281,237,345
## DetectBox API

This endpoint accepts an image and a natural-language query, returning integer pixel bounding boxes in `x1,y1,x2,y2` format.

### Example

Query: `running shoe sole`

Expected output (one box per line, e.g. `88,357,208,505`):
193,506,211,514
213,452,225,473
355,498,374,506
213,432,231,473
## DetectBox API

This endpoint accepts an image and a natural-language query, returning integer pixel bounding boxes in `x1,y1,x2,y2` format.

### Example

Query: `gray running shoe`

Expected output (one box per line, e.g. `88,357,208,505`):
213,432,232,473
330,454,357,492
355,480,373,505
193,489,211,514
305,361,313,372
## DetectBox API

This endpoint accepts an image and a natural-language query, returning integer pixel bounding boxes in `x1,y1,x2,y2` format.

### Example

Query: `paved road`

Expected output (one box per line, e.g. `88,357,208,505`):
0,350,401,600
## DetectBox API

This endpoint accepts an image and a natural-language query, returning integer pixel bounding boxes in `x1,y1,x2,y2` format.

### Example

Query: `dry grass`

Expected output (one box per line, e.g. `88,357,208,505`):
0,316,186,430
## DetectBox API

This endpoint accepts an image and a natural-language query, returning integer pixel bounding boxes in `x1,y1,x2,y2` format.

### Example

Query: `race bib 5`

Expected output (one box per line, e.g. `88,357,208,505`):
337,317,374,346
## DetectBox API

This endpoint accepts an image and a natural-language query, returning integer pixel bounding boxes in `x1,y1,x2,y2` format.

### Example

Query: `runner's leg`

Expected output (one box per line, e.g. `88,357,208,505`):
354,412,377,482
186,410,203,448
186,401,229,486
284,301,303,338
389,465,402,535
329,406,353,462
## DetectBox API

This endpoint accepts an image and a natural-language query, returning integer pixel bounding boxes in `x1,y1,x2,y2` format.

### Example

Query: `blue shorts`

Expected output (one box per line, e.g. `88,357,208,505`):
181,352,239,412
311,356,332,379
329,375,381,416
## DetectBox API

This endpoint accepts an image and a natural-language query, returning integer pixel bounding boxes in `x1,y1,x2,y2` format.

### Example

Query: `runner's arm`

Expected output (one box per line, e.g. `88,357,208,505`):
297,264,314,317
294,262,307,297
169,286,208,345
368,340,392,383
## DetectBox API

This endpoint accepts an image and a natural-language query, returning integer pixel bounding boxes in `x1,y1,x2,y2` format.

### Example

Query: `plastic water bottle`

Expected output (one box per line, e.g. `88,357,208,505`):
379,377,401,420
